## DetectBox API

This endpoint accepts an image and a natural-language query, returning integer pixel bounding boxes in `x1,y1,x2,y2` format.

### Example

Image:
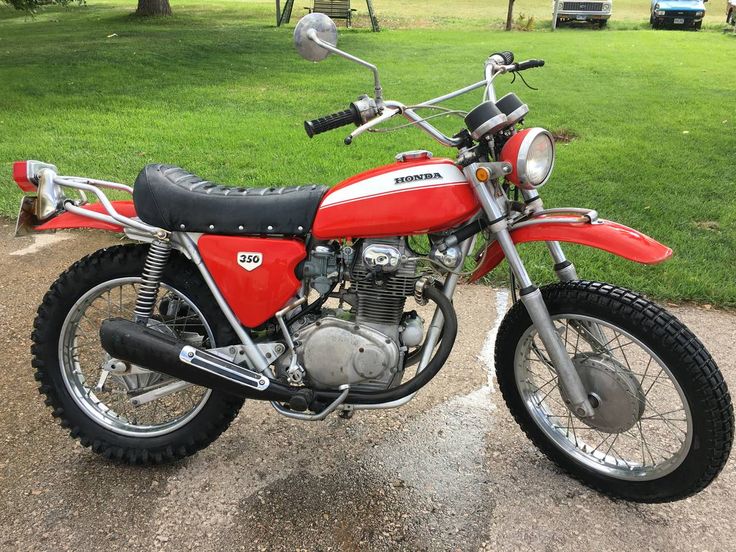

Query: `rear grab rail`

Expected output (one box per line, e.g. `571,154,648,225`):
38,171,165,238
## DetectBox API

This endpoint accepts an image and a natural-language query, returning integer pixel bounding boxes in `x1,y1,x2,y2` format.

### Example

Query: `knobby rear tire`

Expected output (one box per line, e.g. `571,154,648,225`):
32,244,245,464
495,281,733,502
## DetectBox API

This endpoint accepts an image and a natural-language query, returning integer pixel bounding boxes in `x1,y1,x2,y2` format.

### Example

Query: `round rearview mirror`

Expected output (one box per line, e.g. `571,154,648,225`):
293,13,338,62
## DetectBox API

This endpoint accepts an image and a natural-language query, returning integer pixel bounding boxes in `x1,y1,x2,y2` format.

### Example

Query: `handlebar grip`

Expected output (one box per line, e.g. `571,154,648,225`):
511,59,545,72
491,51,515,65
304,106,360,138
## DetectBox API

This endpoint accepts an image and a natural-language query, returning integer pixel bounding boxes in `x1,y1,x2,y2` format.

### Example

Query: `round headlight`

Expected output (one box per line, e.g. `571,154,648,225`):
602,3,610,10
500,128,555,190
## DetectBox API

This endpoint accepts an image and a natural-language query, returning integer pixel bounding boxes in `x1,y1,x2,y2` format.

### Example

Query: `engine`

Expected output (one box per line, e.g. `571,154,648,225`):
289,238,423,392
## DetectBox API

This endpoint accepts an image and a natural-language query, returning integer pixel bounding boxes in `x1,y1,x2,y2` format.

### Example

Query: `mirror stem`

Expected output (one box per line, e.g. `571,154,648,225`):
307,30,384,110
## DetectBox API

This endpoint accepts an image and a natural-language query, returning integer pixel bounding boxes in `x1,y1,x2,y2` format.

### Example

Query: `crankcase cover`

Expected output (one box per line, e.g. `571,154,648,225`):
294,317,400,389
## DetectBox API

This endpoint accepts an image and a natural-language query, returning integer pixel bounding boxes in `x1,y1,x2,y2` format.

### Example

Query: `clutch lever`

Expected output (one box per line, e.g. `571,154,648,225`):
344,107,401,145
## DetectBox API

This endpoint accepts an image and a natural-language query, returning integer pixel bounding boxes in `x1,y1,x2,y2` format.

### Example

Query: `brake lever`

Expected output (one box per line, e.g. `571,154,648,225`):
344,107,401,145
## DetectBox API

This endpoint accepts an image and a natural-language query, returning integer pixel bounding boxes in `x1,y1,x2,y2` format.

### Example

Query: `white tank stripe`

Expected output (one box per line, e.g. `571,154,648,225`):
321,163,468,208
321,181,469,209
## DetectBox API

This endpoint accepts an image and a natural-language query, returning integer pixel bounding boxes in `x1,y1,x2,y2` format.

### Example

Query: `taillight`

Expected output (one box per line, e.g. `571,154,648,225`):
13,161,36,192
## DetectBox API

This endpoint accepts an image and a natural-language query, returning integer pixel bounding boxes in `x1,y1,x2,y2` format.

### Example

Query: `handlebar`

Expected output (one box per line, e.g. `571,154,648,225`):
304,51,544,144
304,105,361,138
509,59,545,72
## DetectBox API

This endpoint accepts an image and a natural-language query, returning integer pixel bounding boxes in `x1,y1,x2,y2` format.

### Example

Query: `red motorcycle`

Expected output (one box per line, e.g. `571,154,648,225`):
14,14,732,502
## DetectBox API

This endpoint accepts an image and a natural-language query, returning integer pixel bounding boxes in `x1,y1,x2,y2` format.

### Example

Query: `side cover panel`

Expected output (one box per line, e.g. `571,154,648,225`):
198,235,306,328
468,219,673,282
312,158,480,239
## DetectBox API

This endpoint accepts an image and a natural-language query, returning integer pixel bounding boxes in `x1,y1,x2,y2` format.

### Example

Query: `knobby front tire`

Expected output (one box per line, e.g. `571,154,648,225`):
495,281,733,502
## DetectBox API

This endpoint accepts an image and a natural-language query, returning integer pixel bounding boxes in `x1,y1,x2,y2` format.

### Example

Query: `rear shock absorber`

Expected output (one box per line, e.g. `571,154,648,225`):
134,238,172,324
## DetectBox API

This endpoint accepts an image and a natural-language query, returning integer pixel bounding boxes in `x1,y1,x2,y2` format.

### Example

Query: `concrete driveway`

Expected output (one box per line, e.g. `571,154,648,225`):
0,222,734,551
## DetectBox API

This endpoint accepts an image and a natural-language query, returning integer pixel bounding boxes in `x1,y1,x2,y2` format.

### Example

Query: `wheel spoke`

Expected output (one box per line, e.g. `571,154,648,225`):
61,278,212,436
515,312,692,481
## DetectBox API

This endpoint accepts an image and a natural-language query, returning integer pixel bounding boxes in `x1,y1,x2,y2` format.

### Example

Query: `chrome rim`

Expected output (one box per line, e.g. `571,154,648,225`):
59,277,213,437
514,314,693,481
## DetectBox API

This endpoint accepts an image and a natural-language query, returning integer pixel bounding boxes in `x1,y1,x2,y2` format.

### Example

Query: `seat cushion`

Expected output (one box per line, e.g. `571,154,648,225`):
133,164,328,236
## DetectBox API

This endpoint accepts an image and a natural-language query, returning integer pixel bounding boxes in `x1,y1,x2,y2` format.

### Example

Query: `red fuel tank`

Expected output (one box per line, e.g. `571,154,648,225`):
312,158,479,239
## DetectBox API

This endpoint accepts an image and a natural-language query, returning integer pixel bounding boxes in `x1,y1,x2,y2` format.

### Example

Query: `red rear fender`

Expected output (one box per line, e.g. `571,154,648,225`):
468,219,672,283
35,201,137,233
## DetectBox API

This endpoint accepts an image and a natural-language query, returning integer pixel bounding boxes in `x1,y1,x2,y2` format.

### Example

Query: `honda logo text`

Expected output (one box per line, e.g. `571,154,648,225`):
394,172,443,185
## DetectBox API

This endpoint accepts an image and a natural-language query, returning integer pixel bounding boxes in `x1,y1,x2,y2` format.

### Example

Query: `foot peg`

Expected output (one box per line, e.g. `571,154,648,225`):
288,389,315,412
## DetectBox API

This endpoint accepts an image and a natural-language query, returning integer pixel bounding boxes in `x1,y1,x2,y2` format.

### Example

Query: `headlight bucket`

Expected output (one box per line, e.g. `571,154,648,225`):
500,128,556,190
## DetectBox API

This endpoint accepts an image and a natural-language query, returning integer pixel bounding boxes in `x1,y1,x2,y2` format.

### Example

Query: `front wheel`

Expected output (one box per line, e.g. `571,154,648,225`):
495,281,733,502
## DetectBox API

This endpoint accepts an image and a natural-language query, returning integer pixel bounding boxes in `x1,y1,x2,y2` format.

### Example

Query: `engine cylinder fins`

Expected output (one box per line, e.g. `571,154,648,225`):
352,261,416,326
351,238,416,327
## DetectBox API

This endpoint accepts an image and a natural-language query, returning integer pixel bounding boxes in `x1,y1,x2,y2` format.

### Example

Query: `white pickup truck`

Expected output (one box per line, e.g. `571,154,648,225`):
553,0,613,27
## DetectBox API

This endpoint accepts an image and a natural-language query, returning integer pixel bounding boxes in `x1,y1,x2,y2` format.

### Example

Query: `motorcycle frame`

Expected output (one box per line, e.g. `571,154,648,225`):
19,162,594,416
14,59,671,419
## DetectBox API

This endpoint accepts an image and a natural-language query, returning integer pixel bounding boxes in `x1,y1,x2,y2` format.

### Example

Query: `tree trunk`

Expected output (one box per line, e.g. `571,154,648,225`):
136,0,172,16
505,0,515,30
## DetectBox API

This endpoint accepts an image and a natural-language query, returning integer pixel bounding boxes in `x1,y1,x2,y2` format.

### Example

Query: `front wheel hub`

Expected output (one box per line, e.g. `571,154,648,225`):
561,353,645,433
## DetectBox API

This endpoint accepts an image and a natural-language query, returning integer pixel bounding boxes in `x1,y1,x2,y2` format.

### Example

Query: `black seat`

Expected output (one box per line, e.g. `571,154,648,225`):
133,164,328,236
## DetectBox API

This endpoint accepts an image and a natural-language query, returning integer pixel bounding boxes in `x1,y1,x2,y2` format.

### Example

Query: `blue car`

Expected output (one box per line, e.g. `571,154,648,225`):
650,0,706,29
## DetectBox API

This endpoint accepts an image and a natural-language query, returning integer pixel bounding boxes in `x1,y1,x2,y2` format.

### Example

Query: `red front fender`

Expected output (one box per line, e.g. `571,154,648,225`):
35,201,137,233
468,219,673,283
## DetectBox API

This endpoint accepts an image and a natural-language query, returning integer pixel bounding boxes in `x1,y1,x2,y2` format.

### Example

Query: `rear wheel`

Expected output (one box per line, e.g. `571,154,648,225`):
496,281,733,502
32,244,245,464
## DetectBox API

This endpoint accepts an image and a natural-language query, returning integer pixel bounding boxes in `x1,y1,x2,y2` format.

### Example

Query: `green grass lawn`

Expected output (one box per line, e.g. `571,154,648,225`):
1,1,735,305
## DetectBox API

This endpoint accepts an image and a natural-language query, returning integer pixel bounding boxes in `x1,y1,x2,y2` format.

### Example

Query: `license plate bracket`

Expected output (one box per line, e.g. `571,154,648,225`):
15,195,39,237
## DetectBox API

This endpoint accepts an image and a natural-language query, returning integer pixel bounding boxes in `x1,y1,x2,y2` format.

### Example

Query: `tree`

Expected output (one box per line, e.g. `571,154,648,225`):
505,0,515,31
135,0,171,16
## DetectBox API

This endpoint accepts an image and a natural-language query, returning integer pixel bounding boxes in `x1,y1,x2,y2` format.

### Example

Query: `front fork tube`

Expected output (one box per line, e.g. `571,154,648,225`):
495,230,594,418
467,169,595,418
533,192,608,349
524,190,579,283
546,241,578,282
